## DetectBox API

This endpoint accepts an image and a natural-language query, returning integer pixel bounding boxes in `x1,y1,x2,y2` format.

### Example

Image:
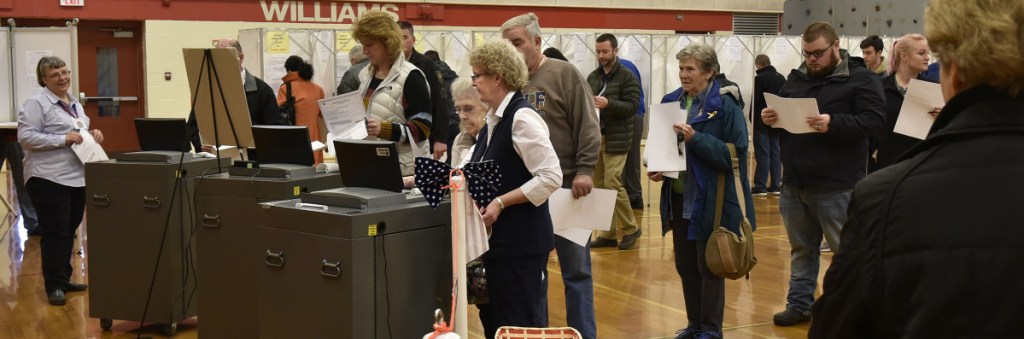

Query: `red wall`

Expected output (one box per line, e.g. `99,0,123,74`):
1,0,733,32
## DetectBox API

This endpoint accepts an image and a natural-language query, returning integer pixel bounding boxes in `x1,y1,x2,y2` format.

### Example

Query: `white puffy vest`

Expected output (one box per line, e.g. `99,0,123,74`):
357,54,430,176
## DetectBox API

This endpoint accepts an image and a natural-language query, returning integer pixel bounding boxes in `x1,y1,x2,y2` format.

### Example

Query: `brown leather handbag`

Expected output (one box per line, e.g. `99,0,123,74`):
705,144,757,280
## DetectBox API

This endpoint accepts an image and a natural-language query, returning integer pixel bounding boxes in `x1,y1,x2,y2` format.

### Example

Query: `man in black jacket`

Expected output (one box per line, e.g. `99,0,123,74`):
751,54,786,196
760,22,885,327
398,21,451,161
587,33,642,250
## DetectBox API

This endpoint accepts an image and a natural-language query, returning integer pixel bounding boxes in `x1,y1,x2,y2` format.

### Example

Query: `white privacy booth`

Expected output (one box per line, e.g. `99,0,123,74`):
238,28,336,97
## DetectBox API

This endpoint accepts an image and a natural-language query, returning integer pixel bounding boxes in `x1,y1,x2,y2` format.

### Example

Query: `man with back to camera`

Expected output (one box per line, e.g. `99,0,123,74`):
587,33,643,250
501,13,602,339
336,44,368,95
398,21,451,161
424,49,461,164
186,38,285,152
860,35,887,76
751,54,786,197
760,21,885,326
616,56,646,210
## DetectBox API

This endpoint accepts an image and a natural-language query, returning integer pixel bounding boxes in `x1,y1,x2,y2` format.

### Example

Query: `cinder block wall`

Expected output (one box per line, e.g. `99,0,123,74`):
782,0,928,37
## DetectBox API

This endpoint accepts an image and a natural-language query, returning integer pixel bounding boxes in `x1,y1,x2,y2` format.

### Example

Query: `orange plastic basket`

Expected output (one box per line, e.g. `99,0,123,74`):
494,326,582,339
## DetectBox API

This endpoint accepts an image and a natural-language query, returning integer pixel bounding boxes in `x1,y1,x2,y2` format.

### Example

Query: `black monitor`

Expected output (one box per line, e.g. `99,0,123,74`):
134,118,190,152
251,125,315,166
334,139,404,192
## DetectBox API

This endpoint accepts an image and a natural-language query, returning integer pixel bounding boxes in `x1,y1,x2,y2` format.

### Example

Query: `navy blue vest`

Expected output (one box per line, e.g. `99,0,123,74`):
471,91,554,258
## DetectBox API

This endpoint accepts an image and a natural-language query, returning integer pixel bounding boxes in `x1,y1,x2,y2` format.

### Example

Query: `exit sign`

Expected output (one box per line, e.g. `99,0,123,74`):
60,0,84,6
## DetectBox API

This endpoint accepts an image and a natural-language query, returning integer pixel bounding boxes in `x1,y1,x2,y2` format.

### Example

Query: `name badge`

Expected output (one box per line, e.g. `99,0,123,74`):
73,118,86,131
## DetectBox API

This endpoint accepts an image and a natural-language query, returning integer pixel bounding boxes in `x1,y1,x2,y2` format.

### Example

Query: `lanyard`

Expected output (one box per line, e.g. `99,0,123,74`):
57,100,79,119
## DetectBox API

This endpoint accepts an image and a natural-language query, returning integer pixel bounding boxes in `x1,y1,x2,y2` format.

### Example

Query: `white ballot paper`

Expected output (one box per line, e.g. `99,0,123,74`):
71,130,109,163
319,91,369,139
895,79,944,140
549,188,617,246
311,141,327,152
764,93,820,134
644,102,687,174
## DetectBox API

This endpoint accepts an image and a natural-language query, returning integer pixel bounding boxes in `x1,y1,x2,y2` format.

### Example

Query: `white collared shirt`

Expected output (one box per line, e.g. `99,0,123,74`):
18,88,90,187
483,91,563,206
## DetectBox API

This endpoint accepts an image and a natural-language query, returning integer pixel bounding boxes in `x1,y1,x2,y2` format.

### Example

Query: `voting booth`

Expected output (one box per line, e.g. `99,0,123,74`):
256,140,452,338
193,167,342,338
85,153,231,334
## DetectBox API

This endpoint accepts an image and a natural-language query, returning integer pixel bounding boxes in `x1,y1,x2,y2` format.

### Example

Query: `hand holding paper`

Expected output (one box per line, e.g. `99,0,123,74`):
71,129,109,163
319,91,369,139
548,188,617,246
644,102,687,173
894,79,945,140
764,93,820,134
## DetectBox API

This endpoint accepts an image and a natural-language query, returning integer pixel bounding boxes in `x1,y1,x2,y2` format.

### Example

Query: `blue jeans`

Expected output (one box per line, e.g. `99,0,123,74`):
542,236,596,339
779,184,851,313
752,123,781,192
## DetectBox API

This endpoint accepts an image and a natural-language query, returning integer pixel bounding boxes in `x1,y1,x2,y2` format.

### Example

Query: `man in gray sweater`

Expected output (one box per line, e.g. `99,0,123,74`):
502,13,602,339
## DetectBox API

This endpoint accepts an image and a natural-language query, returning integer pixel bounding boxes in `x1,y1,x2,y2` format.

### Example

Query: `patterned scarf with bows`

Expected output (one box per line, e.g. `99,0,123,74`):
414,157,502,209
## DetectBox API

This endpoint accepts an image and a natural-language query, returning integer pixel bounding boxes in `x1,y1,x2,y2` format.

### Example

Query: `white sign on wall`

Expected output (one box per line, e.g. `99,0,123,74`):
60,0,85,6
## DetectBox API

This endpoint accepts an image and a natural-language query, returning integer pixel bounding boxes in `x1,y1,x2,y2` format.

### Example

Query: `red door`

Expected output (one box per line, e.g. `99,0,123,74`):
76,20,145,153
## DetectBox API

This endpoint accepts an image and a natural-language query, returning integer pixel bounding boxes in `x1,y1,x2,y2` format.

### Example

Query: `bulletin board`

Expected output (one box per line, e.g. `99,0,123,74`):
1,27,11,122
10,26,77,122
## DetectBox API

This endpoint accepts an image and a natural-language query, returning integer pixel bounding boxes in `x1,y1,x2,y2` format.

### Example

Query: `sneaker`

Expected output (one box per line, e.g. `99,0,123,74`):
768,189,781,196
674,328,699,339
820,242,831,252
695,331,722,339
752,190,768,197
773,308,811,326
591,237,618,248
618,229,642,250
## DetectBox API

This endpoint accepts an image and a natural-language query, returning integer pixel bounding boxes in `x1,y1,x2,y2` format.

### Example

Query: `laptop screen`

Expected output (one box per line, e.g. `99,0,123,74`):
251,125,315,166
134,118,190,152
334,139,404,192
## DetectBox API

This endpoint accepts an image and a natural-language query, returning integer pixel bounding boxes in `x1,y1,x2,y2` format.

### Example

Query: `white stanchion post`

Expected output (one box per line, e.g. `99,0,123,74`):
451,175,469,338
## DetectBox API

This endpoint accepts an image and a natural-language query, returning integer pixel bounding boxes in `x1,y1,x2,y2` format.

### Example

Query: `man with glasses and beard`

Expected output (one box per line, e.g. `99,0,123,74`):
760,21,885,327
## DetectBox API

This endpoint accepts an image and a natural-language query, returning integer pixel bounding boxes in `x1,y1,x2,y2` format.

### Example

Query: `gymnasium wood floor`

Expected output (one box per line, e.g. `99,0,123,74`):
0,165,831,338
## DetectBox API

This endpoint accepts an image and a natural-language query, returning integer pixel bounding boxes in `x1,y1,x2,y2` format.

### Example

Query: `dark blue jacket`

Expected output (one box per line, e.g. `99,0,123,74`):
471,91,554,258
619,58,646,116
658,81,756,240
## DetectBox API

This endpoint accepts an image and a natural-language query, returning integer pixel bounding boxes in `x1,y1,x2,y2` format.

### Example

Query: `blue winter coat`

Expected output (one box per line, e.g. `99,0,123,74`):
658,80,756,240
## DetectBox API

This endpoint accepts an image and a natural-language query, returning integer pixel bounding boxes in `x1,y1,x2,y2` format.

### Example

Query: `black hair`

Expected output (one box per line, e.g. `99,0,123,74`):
543,47,568,62
860,35,884,52
397,20,414,35
424,50,440,62
596,33,618,49
285,55,314,80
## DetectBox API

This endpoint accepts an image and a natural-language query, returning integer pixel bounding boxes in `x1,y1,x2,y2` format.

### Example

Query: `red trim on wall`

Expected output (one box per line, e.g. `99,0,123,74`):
1,0,734,32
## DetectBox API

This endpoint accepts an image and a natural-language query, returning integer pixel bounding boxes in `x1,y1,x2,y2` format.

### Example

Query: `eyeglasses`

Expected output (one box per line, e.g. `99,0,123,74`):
454,105,478,114
470,72,490,82
46,70,72,80
802,41,837,59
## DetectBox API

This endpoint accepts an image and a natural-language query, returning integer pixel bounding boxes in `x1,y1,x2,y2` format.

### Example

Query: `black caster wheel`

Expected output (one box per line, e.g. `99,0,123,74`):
162,323,177,336
99,318,113,331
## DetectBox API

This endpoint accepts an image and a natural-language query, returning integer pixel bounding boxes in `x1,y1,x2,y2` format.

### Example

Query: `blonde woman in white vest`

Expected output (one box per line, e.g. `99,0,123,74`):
353,11,432,176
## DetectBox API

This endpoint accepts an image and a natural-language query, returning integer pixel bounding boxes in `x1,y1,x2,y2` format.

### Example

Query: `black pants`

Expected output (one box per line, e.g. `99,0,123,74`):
670,192,725,333
482,253,549,339
622,115,644,202
27,177,86,293
4,142,38,231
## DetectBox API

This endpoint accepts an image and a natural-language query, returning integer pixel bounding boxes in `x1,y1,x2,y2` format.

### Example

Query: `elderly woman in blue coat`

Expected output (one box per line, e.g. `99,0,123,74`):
648,43,755,339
